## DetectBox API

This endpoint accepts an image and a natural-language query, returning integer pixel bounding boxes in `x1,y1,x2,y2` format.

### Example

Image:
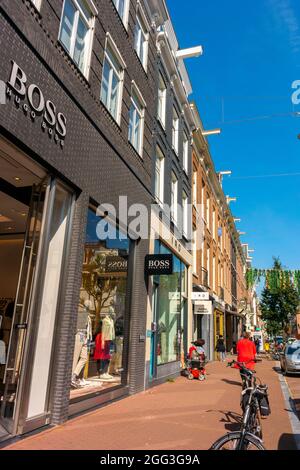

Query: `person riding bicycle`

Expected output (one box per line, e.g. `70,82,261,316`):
235,332,257,385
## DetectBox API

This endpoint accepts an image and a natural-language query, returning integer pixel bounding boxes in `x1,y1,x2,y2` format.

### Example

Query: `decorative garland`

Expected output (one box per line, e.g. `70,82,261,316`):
246,268,300,293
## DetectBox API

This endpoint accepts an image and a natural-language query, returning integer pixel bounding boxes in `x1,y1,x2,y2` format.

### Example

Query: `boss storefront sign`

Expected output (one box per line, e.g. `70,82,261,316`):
5,61,67,147
145,254,173,276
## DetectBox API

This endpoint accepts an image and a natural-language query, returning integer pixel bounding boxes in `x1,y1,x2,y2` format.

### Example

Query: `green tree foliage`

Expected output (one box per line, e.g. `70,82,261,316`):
260,258,300,336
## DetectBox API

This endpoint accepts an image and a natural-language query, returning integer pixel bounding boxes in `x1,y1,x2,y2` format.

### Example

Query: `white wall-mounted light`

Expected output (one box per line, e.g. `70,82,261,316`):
176,45,203,59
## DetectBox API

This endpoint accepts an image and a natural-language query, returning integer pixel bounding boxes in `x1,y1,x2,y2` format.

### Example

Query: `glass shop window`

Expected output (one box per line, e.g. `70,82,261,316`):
70,208,130,400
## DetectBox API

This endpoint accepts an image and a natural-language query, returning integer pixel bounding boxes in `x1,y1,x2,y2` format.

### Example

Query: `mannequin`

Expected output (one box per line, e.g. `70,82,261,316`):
71,300,93,388
94,308,115,380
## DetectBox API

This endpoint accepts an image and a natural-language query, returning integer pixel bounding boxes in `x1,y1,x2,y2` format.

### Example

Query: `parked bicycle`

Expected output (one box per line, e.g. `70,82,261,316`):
210,360,270,450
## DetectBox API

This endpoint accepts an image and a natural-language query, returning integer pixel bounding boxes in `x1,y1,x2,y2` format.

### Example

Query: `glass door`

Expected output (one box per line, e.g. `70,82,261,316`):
0,181,48,434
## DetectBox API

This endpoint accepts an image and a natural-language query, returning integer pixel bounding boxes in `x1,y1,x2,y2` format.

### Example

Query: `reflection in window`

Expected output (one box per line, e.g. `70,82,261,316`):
59,0,94,76
155,242,187,365
70,208,129,401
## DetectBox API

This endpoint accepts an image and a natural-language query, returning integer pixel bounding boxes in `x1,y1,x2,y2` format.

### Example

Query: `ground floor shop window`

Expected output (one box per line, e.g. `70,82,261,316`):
70,208,130,401
154,240,188,366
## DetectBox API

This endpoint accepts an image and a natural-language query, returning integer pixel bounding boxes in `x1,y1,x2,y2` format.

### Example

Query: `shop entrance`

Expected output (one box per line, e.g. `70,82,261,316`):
0,139,47,438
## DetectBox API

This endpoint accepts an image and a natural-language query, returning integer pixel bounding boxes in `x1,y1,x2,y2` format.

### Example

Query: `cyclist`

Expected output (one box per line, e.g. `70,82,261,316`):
235,332,257,383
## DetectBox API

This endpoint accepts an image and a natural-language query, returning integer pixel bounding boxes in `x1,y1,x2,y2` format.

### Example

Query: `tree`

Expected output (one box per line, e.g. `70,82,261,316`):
260,258,300,336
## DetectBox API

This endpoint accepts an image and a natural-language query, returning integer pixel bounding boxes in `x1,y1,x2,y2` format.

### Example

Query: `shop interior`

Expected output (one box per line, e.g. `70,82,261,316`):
0,138,46,437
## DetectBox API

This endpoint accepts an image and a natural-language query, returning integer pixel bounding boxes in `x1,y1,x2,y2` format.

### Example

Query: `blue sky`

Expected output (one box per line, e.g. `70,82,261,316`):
168,0,300,271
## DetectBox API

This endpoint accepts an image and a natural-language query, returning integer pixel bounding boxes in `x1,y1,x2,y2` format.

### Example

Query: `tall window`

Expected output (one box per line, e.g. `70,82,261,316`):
112,0,129,24
201,182,205,218
182,191,188,237
100,40,124,123
206,193,210,227
183,133,189,173
157,74,166,127
212,208,216,239
207,246,210,287
172,107,179,154
193,170,197,205
31,0,42,8
213,255,216,292
128,86,145,155
193,229,197,273
134,10,148,70
171,172,178,224
59,0,96,77
155,147,165,204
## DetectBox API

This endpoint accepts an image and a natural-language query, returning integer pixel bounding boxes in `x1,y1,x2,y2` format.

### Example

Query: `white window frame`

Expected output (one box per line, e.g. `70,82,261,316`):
134,3,150,71
112,0,130,28
58,0,97,79
171,171,178,225
183,132,189,173
128,81,146,156
193,229,197,274
100,33,126,125
193,170,197,205
172,107,179,155
213,255,216,292
206,193,210,227
182,190,188,237
157,73,166,128
155,146,165,205
30,0,42,9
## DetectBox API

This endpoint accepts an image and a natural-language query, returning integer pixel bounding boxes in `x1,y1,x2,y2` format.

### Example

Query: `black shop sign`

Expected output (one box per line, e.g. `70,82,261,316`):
145,254,173,276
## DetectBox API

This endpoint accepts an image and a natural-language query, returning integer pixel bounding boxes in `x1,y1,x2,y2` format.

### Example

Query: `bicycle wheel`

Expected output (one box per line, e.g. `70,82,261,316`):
210,431,265,450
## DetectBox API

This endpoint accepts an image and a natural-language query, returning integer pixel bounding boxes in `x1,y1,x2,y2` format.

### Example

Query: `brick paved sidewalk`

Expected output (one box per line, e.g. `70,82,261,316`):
3,359,297,450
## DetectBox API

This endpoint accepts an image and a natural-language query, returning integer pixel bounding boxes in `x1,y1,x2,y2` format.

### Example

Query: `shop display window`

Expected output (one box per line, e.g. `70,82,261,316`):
70,208,130,400
154,241,188,365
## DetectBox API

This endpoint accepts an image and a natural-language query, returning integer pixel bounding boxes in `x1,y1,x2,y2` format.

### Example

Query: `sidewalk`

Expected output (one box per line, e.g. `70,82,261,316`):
4,359,297,450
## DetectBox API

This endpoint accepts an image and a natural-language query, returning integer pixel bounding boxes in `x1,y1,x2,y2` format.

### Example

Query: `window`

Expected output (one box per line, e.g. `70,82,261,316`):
193,170,197,205
112,0,129,25
134,9,149,70
201,182,205,218
59,0,96,77
183,133,189,173
155,147,165,204
172,108,179,154
31,0,42,9
213,255,216,292
212,208,216,239
207,246,210,287
70,208,131,401
100,36,125,123
171,172,178,224
154,241,187,365
182,191,188,237
157,74,166,127
128,83,145,155
206,193,210,227
193,229,197,273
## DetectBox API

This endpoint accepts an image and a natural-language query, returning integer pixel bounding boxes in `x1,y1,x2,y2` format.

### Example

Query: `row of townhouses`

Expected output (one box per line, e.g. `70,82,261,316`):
0,0,257,441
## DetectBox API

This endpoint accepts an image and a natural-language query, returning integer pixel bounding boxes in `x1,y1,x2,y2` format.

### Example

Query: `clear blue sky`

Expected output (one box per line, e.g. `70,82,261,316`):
168,0,300,271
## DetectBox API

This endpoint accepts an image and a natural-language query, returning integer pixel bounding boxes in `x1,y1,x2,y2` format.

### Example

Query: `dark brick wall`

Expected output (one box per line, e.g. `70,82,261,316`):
0,0,156,424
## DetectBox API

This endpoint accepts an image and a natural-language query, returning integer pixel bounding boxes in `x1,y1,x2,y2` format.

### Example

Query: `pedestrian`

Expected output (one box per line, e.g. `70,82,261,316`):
215,335,226,362
254,338,260,354
235,332,256,384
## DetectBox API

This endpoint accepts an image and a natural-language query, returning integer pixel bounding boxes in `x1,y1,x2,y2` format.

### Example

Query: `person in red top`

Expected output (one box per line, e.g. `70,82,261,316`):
236,331,257,371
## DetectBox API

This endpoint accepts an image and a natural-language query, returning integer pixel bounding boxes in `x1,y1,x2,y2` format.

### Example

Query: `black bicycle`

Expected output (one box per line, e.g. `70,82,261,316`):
210,360,270,450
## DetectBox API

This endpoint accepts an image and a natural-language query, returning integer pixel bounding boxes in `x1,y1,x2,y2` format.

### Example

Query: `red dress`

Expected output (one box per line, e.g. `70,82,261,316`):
94,333,111,360
235,339,256,370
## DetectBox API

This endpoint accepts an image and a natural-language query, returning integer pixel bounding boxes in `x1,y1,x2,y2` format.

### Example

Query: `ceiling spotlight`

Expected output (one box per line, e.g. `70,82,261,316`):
14,177,21,182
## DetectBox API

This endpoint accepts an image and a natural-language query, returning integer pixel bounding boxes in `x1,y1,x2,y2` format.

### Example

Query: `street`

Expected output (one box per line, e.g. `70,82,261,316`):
3,358,300,451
